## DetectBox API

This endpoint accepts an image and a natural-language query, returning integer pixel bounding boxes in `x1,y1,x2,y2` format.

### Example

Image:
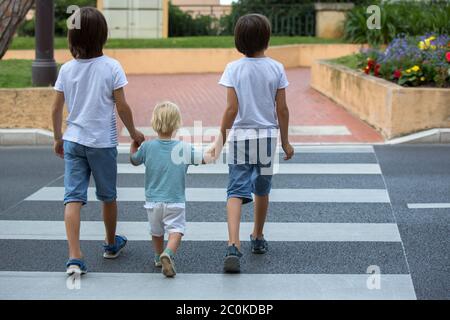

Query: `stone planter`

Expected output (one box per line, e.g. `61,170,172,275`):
0,87,60,131
311,60,450,139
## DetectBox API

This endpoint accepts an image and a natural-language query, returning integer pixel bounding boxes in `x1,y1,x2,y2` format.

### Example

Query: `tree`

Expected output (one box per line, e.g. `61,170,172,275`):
0,0,34,59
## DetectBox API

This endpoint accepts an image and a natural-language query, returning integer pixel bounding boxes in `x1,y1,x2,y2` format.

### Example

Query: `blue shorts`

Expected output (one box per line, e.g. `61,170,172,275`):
63,141,117,205
227,138,276,204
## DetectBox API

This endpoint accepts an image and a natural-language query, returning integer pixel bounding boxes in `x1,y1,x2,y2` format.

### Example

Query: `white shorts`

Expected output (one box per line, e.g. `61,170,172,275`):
144,202,186,237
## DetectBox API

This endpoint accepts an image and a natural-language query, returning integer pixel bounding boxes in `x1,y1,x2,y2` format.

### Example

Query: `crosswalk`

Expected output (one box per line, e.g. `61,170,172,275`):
0,144,417,300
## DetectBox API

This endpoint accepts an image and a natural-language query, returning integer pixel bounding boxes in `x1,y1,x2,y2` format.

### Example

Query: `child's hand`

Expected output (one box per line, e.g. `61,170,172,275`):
54,139,64,159
131,129,145,146
282,142,294,160
207,140,223,161
130,139,140,154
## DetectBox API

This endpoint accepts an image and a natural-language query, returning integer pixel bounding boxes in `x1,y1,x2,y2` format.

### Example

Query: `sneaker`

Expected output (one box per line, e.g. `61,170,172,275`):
103,235,128,259
66,258,87,275
250,234,268,254
223,244,243,273
160,252,176,277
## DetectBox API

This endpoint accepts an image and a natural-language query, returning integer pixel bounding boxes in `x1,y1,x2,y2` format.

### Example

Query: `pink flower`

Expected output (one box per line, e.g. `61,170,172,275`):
446,52,450,63
393,69,402,79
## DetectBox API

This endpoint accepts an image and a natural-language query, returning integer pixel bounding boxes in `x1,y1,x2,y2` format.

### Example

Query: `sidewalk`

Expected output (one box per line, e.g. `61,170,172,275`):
122,68,383,144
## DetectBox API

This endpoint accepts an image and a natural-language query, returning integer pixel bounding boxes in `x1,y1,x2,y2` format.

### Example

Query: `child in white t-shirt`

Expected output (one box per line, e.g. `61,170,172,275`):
52,7,144,275
208,13,294,273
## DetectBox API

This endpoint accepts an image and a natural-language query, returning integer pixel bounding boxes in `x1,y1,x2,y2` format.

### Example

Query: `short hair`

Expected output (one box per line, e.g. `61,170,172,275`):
234,14,271,57
151,101,182,135
68,7,108,59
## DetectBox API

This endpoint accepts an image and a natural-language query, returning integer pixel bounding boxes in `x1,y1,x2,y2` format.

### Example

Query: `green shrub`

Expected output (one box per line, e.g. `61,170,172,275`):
344,0,450,46
169,2,219,36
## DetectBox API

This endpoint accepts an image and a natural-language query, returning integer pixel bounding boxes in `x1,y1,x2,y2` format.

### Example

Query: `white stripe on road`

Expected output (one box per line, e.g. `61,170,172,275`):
0,221,402,242
25,187,391,203
407,203,450,209
0,271,416,300
121,125,351,137
118,144,374,154
118,163,382,175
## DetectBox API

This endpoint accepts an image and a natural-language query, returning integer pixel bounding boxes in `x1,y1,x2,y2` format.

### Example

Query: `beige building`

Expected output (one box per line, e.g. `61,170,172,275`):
172,0,231,18
97,0,169,39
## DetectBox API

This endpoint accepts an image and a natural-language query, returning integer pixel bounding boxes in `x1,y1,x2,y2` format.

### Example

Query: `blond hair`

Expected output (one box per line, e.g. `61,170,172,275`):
151,101,182,135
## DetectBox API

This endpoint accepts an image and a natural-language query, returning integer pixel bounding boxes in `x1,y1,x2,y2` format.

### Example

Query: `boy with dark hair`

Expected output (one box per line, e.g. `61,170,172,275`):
209,13,294,273
52,7,145,275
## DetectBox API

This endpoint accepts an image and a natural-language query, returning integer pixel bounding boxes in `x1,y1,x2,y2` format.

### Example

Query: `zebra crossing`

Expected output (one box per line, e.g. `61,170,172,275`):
0,144,417,300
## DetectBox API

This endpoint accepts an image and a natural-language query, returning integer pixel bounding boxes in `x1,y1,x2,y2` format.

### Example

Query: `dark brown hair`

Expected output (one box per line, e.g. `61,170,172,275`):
234,14,271,57
68,7,108,59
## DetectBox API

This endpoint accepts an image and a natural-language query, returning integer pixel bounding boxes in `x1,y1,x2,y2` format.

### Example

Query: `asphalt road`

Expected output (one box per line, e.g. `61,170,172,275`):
0,145,448,299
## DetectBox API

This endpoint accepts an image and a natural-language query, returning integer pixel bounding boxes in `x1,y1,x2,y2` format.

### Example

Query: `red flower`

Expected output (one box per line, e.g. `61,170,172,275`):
393,69,401,79
446,52,450,62
364,66,370,74
374,64,381,77
367,59,375,69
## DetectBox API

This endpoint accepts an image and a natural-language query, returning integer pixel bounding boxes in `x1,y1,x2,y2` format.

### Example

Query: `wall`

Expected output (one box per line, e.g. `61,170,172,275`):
314,3,354,39
4,44,363,74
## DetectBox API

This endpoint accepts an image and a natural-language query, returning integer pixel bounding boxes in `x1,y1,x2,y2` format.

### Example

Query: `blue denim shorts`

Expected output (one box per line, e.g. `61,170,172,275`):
227,138,276,204
63,141,117,205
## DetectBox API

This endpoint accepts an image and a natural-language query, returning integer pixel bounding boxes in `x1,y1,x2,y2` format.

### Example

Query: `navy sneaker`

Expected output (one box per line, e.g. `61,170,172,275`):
66,258,87,275
223,244,243,273
103,235,128,259
250,234,268,254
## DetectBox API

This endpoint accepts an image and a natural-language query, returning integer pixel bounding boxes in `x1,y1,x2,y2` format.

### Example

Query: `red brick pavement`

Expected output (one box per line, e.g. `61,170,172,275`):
121,68,383,143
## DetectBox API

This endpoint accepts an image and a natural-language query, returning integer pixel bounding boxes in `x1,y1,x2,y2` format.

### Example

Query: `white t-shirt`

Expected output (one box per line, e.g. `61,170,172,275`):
54,55,128,148
219,56,289,141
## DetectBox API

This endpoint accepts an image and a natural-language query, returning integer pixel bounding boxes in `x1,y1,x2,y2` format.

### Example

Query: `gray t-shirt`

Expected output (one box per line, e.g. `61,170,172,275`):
131,139,203,203
54,55,128,148
219,56,289,141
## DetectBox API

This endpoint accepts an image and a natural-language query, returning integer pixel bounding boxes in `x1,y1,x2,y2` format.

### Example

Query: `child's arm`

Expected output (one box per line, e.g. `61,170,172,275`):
208,87,238,159
275,88,294,160
114,88,145,145
51,91,65,158
129,140,142,166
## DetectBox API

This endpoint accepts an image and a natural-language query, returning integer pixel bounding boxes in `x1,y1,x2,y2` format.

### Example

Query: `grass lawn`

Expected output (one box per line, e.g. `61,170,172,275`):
0,59,34,88
10,36,346,50
328,54,360,70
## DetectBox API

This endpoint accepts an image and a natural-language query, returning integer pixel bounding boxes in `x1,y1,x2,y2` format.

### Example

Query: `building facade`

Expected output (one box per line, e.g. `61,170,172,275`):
171,0,231,18
97,0,169,39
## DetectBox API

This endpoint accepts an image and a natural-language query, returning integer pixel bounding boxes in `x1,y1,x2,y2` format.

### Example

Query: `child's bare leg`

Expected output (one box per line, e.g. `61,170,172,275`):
227,197,243,249
65,202,83,259
102,200,117,245
152,235,164,255
166,232,182,254
252,194,269,239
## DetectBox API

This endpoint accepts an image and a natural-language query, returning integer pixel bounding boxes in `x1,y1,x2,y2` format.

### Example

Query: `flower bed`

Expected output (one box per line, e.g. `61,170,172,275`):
358,34,450,88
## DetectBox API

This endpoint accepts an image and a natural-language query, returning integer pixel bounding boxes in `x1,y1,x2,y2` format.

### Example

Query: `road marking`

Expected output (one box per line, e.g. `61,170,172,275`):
121,125,351,137
0,221,401,242
25,187,391,203
0,272,416,300
118,144,374,154
407,203,450,209
117,163,382,175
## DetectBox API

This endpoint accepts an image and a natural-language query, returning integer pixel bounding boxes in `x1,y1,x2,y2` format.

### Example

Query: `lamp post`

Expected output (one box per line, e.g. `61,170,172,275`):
32,0,57,86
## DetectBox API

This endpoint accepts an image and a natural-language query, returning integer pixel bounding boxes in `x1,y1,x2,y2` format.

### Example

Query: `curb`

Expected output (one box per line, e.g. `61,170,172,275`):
1,128,449,146
0,129,53,146
386,128,450,145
